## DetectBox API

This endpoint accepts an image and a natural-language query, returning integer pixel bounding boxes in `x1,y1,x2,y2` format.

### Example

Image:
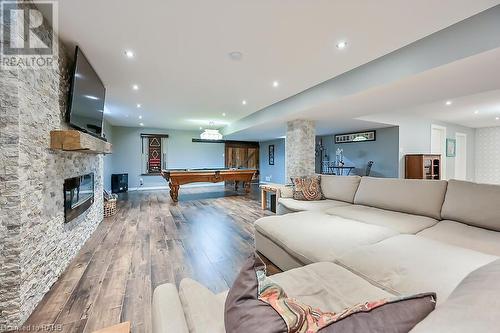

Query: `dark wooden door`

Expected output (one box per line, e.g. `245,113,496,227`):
225,142,259,181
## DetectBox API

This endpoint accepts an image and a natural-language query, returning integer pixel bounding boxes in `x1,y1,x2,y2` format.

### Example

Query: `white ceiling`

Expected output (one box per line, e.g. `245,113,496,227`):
227,46,500,141
51,0,499,130
401,89,500,128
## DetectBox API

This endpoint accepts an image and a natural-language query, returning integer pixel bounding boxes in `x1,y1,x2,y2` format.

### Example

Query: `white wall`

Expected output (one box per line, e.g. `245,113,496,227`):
475,127,500,184
430,121,476,181
360,113,476,181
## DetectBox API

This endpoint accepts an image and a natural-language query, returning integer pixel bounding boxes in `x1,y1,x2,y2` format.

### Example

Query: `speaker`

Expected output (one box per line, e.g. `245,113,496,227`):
270,194,277,213
111,173,128,193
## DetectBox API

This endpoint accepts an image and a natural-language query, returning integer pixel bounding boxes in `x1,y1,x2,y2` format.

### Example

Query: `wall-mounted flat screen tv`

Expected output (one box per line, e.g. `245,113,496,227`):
67,46,106,138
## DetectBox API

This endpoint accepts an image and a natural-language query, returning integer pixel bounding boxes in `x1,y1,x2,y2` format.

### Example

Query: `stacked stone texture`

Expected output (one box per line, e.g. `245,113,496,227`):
0,2,104,330
0,67,22,330
285,119,316,180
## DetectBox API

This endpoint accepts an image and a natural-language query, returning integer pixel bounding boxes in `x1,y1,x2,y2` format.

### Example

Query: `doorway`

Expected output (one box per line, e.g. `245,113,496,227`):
431,125,447,180
225,142,260,182
455,133,467,180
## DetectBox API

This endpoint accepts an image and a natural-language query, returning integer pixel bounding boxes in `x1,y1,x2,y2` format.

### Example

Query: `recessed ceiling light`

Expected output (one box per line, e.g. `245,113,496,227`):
336,41,347,49
132,84,139,90
474,110,479,114
272,81,279,88
445,100,452,106
228,51,243,61
139,122,144,126
222,112,226,117
242,100,247,105
496,117,499,121
137,104,142,108
138,115,143,119
125,50,134,58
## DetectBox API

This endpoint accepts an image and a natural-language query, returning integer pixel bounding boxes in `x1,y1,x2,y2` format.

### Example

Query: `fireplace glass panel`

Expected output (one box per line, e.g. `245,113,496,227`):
64,173,94,223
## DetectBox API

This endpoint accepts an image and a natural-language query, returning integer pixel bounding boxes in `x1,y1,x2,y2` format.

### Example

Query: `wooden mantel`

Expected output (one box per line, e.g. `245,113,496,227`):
50,130,112,154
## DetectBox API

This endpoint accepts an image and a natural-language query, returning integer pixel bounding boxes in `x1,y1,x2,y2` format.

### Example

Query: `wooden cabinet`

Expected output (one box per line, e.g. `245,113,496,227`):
405,154,441,180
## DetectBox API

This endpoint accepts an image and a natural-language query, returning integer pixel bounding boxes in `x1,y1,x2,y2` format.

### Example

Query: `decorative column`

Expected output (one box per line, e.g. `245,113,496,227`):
285,119,316,180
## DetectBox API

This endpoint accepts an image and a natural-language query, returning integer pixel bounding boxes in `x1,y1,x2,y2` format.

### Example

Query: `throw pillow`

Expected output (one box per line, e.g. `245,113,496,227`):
291,176,324,201
225,254,436,333
224,254,287,333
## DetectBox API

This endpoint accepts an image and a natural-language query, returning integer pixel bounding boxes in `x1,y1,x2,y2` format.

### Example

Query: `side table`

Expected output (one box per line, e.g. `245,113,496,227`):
260,183,283,212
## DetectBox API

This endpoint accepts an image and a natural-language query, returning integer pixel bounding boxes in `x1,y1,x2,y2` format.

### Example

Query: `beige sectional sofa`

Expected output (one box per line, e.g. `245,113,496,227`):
276,175,360,215
152,176,500,332
257,176,449,270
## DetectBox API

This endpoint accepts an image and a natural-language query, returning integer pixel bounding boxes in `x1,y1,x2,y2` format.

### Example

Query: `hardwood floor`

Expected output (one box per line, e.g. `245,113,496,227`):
22,185,277,333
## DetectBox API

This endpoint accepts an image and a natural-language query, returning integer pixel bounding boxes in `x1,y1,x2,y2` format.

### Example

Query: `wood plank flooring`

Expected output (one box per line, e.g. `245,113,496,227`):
22,185,277,333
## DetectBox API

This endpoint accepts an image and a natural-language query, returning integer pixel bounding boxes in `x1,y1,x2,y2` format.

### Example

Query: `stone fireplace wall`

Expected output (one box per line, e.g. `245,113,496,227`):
0,68,22,329
0,3,104,329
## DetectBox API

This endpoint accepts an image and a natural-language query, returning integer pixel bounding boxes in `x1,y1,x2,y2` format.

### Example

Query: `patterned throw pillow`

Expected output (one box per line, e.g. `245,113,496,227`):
225,254,436,333
291,176,324,201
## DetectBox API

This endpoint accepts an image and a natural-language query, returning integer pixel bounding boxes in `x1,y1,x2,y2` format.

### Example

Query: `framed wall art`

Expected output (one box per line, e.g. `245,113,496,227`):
268,145,275,165
446,138,456,157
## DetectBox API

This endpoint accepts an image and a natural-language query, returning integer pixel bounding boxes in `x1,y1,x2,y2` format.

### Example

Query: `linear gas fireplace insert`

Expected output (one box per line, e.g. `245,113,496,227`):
64,173,94,223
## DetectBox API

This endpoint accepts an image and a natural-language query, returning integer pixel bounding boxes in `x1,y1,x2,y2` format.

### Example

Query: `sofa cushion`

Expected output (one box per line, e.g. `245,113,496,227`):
418,220,500,256
254,211,398,265
320,175,361,203
410,259,500,333
227,255,434,333
441,179,500,231
354,177,447,219
226,255,433,333
255,230,305,271
267,265,435,333
325,205,438,234
278,262,436,333
178,278,225,333
226,260,394,319
278,197,351,213
271,262,395,311
336,235,498,304
152,283,189,333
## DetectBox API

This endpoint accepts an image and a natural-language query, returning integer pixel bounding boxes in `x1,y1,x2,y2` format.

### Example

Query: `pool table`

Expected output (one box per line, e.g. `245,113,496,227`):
161,168,257,202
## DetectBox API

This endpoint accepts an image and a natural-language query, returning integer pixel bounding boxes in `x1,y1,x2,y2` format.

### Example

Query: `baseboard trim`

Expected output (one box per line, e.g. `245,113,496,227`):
128,186,169,191
259,181,285,185
129,183,226,191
